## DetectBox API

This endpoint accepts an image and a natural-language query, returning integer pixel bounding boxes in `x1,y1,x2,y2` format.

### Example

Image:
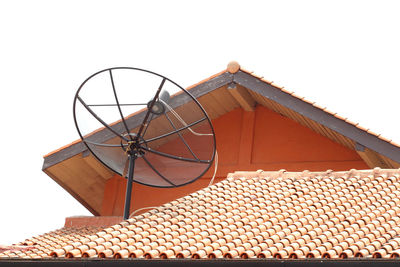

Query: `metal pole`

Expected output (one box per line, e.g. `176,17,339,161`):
123,154,136,220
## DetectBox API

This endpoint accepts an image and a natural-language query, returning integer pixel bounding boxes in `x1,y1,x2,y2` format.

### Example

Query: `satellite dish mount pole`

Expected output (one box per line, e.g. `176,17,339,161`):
123,148,137,220
122,79,165,220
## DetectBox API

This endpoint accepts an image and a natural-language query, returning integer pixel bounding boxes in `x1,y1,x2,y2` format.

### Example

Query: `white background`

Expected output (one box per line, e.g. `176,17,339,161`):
0,0,399,244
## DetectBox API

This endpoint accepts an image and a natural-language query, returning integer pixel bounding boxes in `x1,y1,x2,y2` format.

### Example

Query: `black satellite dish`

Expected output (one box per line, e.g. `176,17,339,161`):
73,67,216,219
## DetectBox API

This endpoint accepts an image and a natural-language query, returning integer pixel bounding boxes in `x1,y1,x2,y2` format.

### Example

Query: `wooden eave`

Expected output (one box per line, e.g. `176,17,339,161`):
42,67,400,215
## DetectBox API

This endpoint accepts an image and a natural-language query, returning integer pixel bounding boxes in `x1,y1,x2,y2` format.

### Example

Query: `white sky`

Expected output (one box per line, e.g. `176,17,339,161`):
0,0,399,245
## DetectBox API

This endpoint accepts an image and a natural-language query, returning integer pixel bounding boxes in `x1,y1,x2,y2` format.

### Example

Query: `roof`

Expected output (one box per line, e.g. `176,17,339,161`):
0,226,102,259
41,62,400,215
3,168,400,260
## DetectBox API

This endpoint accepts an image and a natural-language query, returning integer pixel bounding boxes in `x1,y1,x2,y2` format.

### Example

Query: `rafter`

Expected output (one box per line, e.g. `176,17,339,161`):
355,143,389,168
227,83,256,112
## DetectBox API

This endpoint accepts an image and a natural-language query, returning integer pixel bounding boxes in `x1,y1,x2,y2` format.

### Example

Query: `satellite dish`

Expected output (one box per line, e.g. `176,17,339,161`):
73,67,216,219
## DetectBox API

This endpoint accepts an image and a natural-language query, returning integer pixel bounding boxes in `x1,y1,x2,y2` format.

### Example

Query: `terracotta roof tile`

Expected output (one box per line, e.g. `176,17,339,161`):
4,168,400,260
0,226,102,259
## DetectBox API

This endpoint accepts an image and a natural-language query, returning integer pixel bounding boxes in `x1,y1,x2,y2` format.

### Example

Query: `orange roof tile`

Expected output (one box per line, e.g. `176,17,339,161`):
0,226,102,259
3,168,400,260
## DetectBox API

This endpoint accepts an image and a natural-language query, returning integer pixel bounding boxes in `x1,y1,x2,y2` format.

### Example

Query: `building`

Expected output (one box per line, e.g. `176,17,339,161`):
1,62,400,264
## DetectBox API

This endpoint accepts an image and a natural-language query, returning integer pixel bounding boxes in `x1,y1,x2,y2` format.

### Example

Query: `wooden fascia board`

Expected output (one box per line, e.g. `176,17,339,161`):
234,70,400,163
189,72,233,98
42,72,234,171
42,142,87,170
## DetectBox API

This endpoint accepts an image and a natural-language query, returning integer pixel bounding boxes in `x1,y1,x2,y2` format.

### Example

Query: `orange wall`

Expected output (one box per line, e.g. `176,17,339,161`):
101,105,368,216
